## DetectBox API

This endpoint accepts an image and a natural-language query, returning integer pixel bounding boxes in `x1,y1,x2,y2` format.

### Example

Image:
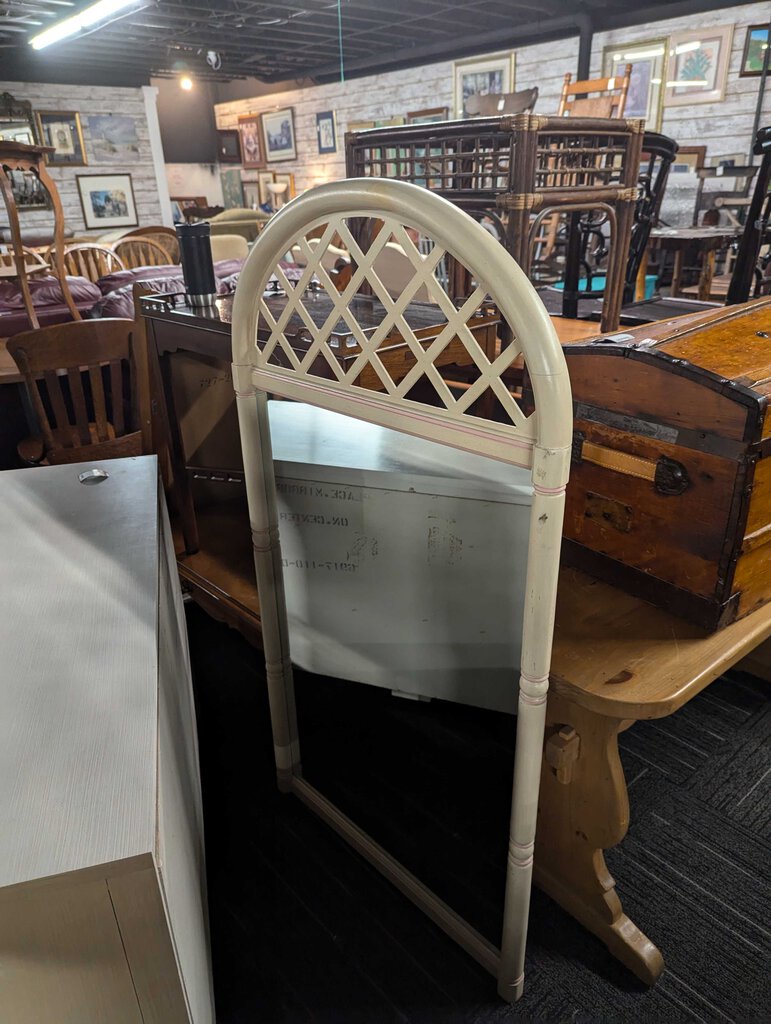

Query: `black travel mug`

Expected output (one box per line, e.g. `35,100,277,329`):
176,222,216,307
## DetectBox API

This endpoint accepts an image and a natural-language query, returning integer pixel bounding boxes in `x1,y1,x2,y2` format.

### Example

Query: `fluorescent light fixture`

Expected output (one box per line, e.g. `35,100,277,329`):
622,47,665,60
30,0,139,50
674,40,701,55
666,79,709,87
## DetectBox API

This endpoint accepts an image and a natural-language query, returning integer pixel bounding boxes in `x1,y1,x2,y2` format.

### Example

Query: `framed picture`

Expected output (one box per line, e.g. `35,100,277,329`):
671,146,707,174
217,129,241,163
740,25,771,77
220,167,244,209
316,111,337,154
261,107,296,162
407,107,449,124
347,120,375,133
374,116,405,128
76,173,137,229
243,182,260,209
273,171,295,198
9,169,50,210
35,110,87,165
602,40,666,130
86,114,140,162
664,26,733,106
258,170,275,206
453,52,514,118
238,114,265,169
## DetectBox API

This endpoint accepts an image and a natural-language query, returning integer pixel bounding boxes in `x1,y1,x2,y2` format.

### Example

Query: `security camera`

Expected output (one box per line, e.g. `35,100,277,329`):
206,50,221,70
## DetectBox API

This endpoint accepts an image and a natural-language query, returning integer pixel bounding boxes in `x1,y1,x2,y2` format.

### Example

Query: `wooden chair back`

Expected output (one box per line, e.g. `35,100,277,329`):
466,87,539,117
558,65,632,118
120,225,180,263
0,246,47,269
50,242,125,282
114,235,175,269
231,178,572,1003
7,317,149,465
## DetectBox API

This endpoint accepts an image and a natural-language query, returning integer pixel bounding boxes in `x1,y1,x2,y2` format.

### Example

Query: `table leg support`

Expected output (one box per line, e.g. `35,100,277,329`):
534,692,664,985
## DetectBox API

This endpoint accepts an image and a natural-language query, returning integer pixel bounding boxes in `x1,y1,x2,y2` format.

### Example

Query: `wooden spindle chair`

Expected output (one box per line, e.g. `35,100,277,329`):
558,64,632,118
466,87,539,117
231,178,573,1003
114,235,175,269
0,246,48,272
120,225,180,263
50,242,125,282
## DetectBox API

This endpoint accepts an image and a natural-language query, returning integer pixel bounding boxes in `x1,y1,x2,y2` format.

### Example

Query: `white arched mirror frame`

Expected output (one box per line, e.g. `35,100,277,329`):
231,178,572,1002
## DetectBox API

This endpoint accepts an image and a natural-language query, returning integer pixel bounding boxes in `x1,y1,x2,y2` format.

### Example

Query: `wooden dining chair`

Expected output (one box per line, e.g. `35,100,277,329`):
558,64,632,118
114,235,175,269
7,313,152,466
230,178,572,1002
0,246,48,271
466,87,539,116
120,225,180,263
49,242,125,282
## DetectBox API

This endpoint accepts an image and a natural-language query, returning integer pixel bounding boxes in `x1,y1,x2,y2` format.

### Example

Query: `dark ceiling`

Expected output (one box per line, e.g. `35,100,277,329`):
0,0,756,87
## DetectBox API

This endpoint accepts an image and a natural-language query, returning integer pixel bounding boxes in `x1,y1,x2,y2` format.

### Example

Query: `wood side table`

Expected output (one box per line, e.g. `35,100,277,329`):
649,226,741,301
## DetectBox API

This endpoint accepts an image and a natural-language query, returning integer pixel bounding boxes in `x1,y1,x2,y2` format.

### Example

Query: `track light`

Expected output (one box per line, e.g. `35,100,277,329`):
180,75,194,91
30,0,140,50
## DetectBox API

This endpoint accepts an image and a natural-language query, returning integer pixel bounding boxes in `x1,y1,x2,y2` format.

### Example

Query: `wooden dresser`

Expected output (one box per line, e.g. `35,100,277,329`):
0,456,214,1024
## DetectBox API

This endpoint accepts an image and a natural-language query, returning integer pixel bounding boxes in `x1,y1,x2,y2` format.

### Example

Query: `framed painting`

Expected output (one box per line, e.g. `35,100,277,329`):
374,116,405,128
347,120,375,134
77,173,137,229
220,167,244,209
86,114,140,162
261,107,296,162
273,171,295,199
258,170,275,206
406,107,449,124
671,146,707,174
217,129,241,163
316,111,337,154
602,39,666,130
740,25,771,77
664,26,733,106
238,114,265,169
453,52,514,118
35,110,87,165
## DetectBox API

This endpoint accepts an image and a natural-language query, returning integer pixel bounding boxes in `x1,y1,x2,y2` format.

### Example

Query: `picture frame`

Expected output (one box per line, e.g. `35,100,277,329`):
664,25,733,107
740,25,771,77
347,120,375,134
261,107,296,162
243,182,260,209
257,170,275,206
76,173,137,229
238,114,265,169
86,114,140,163
406,107,449,124
220,167,244,209
273,171,295,198
453,52,515,118
217,129,241,163
316,111,337,154
35,110,87,166
9,169,50,211
374,116,405,128
602,40,666,130
671,146,707,174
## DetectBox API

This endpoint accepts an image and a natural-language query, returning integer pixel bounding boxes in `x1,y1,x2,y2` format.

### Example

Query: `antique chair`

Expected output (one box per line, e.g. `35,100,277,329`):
0,245,48,271
230,178,572,1001
209,233,249,262
120,225,180,263
726,126,771,305
50,242,125,282
115,235,176,269
557,65,632,118
7,312,151,465
466,87,539,116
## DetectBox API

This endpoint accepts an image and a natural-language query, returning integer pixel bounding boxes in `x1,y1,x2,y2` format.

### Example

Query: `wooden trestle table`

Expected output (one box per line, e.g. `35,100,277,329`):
140,292,771,985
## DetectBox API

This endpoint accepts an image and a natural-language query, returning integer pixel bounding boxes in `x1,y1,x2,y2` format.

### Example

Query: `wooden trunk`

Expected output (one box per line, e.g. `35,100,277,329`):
559,298,771,630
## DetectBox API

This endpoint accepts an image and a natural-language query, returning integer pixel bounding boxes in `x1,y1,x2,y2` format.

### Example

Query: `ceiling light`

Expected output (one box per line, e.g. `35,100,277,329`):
674,41,701,55
622,47,665,60
180,75,194,91
665,79,709,87
30,0,140,50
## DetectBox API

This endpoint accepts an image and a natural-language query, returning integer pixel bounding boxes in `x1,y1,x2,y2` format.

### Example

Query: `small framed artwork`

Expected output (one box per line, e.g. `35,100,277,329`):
258,170,275,206
374,116,405,128
243,182,260,209
217,129,241,163
77,173,137,229
220,167,244,209
261,107,296,162
35,110,87,165
664,26,733,107
86,114,140,162
671,146,707,174
602,40,666,130
406,107,449,124
316,111,337,154
9,169,50,210
347,120,375,134
238,114,265,169
453,52,514,118
273,171,295,198
740,25,771,77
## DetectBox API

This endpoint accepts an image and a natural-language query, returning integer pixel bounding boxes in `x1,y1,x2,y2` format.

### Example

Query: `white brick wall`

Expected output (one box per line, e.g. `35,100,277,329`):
214,2,771,224
1,80,164,235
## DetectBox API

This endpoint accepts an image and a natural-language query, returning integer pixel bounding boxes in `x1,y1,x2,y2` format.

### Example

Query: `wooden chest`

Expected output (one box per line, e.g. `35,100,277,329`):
560,298,771,630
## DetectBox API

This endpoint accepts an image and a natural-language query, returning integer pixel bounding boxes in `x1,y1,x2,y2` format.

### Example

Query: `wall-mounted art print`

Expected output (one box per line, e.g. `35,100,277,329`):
220,166,244,209
453,52,514,118
664,26,733,106
257,170,275,206
86,114,140,162
347,120,375,133
602,39,666,130
406,107,449,124
316,111,337,154
77,173,137,229
671,146,707,174
261,107,296,162
217,128,241,163
238,114,265,169
35,110,87,165
740,25,771,77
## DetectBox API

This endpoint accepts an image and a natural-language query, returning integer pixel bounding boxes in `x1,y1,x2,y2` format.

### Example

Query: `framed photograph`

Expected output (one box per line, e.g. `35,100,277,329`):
602,40,666,130
453,52,514,118
407,107,449,124
316,111,337,154
86,114,140,162
740,25,771,77
258,170,275,206
671,146,707,174
261,107,296,162
238,114,265,169
35,110,87,165
9,169,50,210
664,26,733,106
76,173,137,229
220,167,244,209
217,129,241,163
